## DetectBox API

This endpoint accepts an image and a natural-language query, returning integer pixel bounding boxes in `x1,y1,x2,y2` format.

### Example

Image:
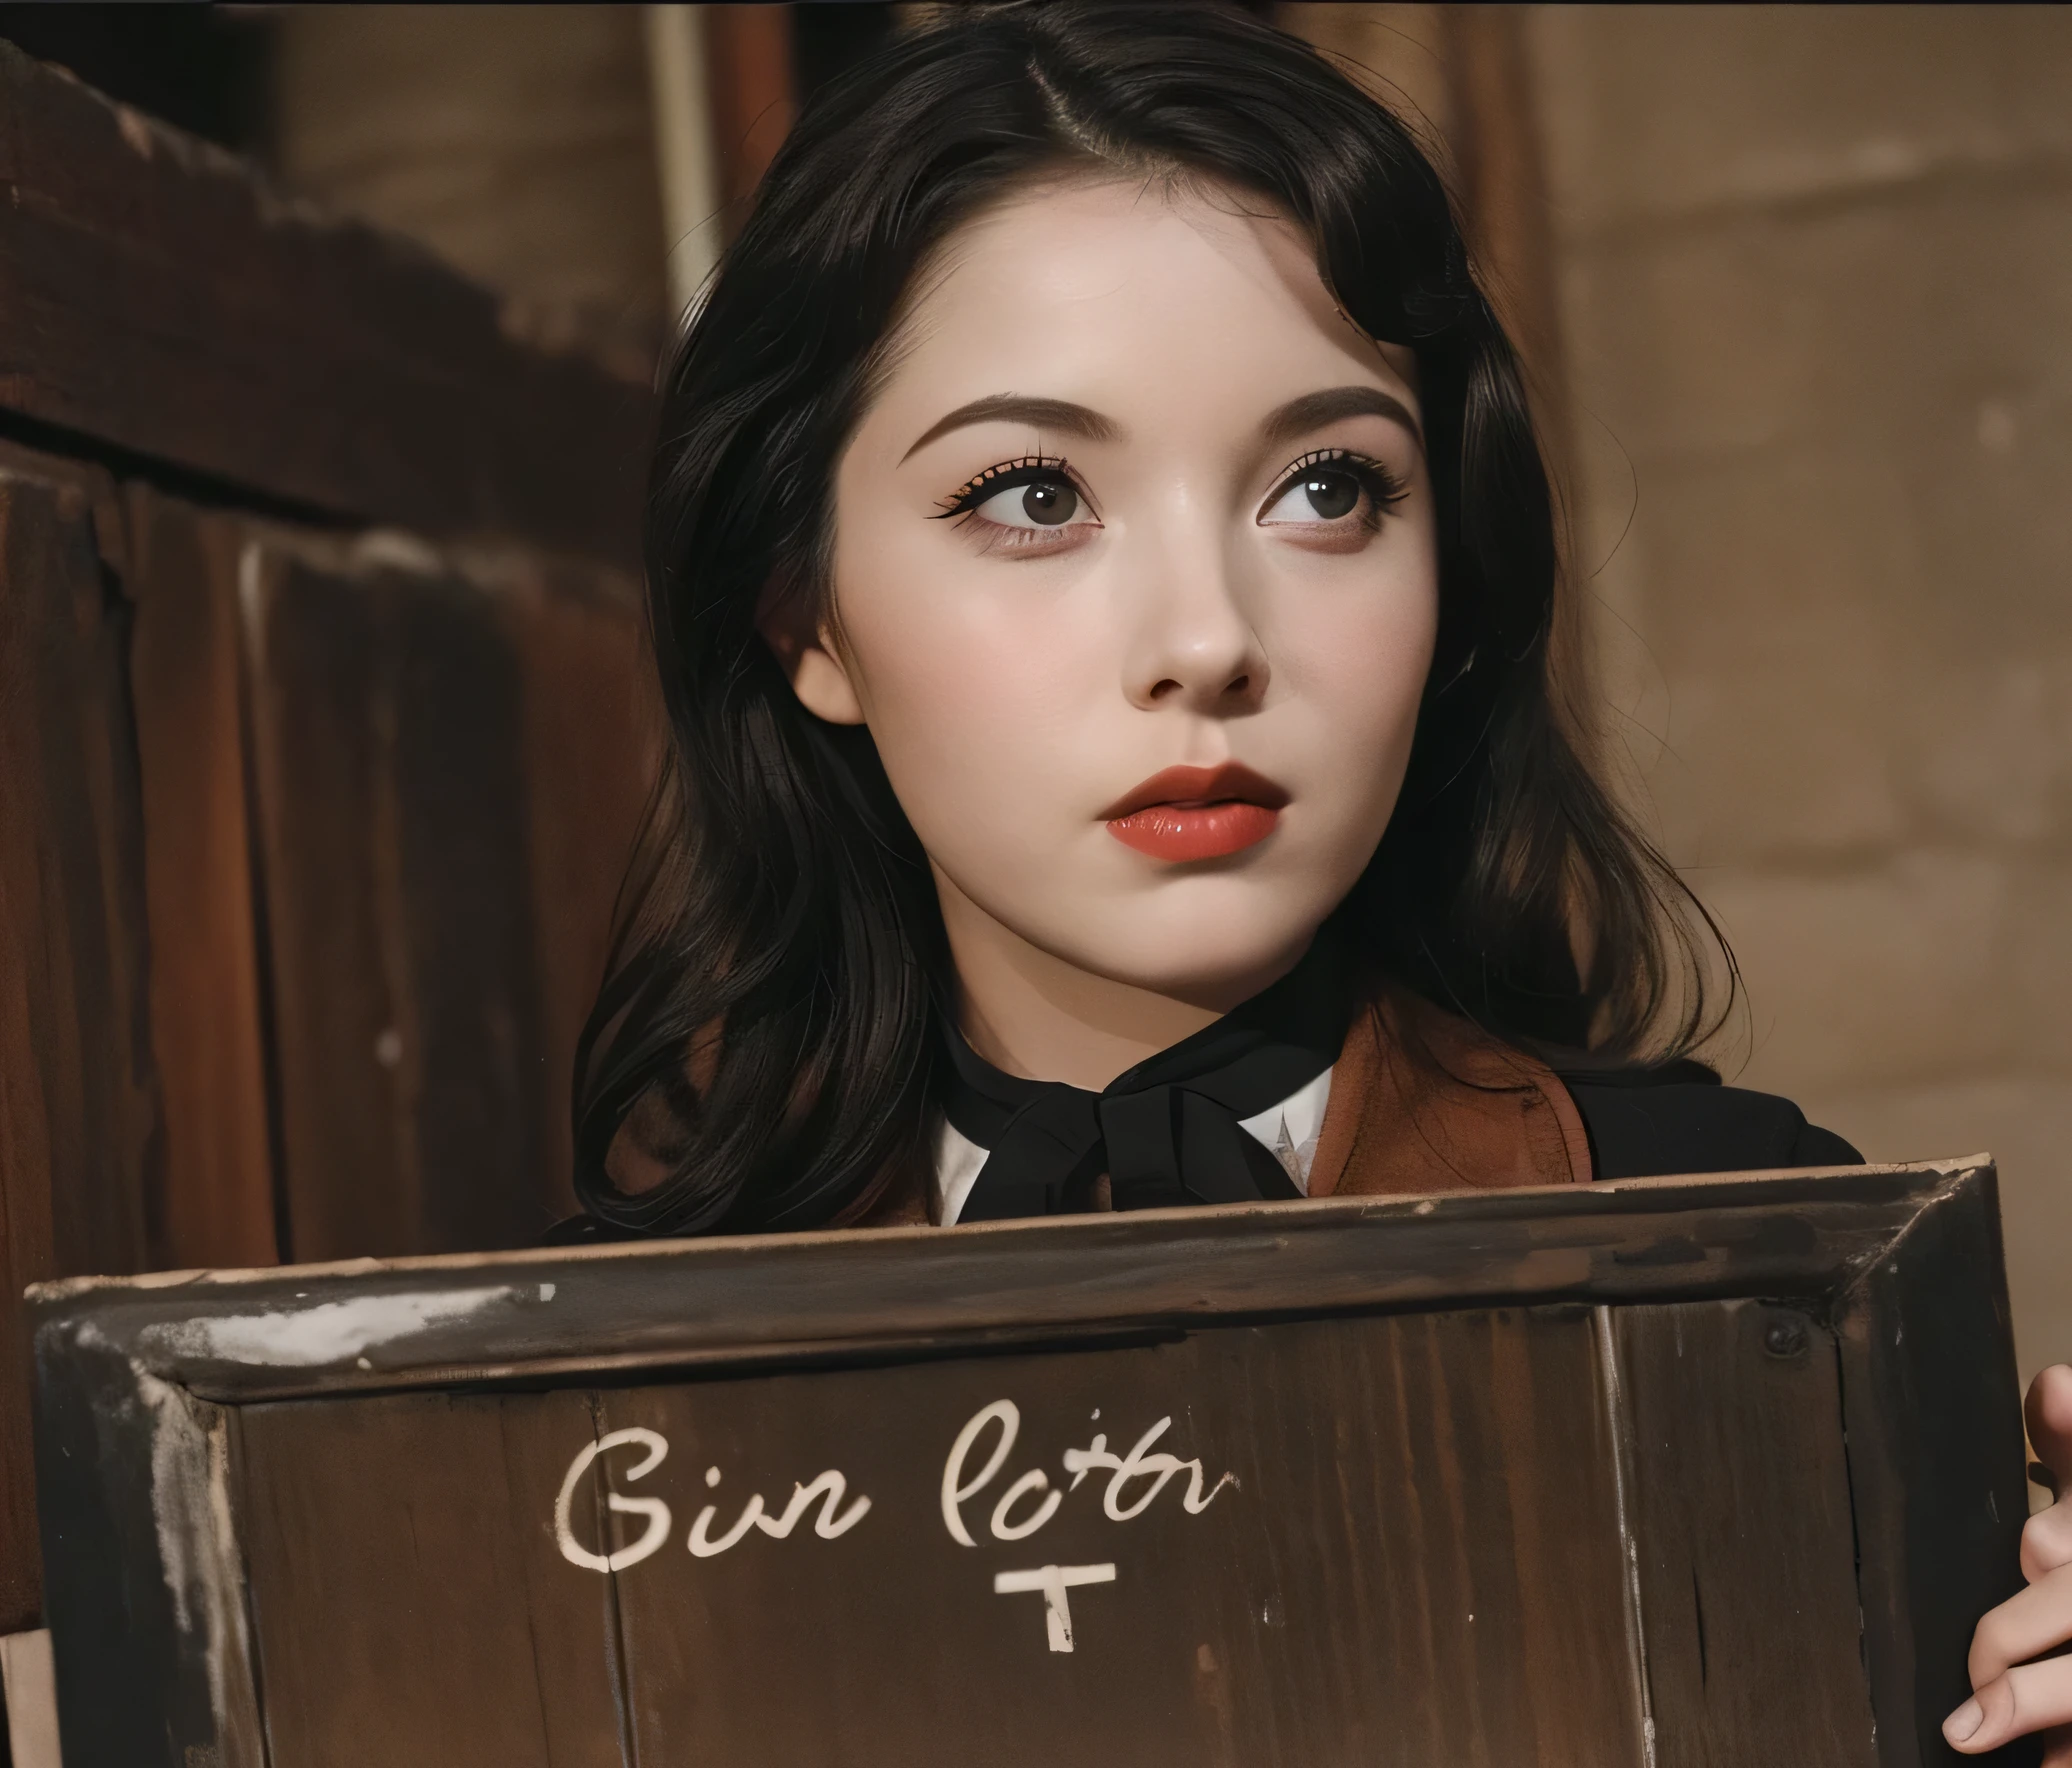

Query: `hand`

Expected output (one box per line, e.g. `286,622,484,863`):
1946,1364,2072,1761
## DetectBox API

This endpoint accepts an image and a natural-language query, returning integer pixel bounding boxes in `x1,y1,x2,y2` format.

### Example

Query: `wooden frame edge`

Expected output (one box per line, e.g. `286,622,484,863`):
25,1158,2017,1768
30,1161,1981,1404
1835,1161,2032,1767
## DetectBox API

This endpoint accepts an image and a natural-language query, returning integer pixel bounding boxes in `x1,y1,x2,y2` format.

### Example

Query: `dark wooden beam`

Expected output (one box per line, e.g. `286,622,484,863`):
124,487,281,1274
0,40,651,569
1441,3,1570,465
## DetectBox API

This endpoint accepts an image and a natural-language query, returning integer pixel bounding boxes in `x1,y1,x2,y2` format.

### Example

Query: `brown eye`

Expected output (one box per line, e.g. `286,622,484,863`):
1259,450,1402,529
1022,481,1078,525
1296,470,1359,521
965,472,1097,531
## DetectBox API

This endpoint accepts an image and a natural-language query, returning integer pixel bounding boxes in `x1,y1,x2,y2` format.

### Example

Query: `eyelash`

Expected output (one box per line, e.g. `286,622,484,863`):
1268,448,1410,529
927,446,1407,543
931,455,1083,523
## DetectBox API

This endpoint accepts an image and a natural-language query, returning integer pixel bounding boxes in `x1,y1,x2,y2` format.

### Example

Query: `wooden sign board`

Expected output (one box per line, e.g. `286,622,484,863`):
28,1161,2033,1767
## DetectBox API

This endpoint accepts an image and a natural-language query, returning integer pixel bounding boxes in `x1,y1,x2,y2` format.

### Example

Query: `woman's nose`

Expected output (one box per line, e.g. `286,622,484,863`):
1120,534,1269,715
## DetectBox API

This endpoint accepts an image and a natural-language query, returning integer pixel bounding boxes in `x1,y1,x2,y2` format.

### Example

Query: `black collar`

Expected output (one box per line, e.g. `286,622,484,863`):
940,935,1355,1221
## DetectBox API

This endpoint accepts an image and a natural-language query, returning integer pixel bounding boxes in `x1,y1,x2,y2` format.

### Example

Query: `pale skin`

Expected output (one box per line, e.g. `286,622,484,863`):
759,170,2072,1746
766,174,1437,1089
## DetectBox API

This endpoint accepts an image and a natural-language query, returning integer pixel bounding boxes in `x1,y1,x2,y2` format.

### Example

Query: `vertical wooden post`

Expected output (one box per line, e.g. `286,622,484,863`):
1440,3,1570,467
644,4,724,317
0,459,157,1635
126,490,280,1273
1436,4,1596,743
702,3,797,233
1282,5,1589,728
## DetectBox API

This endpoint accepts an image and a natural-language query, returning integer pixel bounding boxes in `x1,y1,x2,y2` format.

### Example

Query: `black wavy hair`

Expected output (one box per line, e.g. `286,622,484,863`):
573,0,1726,1236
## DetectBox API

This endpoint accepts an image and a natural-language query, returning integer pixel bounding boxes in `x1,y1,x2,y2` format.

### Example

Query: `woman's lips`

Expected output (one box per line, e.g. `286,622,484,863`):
1102,763,1288,862
1108,800,1281,861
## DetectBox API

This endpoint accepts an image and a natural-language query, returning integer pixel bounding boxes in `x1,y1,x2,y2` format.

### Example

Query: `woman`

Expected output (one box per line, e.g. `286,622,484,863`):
569,3,2071,1753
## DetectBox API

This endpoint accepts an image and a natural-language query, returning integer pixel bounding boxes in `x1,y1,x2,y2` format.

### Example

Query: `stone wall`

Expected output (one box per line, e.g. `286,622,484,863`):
1530,3,2072,1379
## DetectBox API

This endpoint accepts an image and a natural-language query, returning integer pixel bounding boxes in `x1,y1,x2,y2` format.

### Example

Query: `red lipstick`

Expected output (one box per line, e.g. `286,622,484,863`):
1102,763,1289,862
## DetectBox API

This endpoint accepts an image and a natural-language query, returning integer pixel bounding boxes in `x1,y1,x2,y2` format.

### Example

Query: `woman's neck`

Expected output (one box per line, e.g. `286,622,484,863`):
933,866,1308,1090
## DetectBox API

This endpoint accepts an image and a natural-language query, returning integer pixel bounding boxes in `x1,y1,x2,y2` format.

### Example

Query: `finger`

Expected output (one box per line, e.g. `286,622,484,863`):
1946,1657,2072,1753
2046,1726,2072,1768
2027,1498,2072,1583
2030,1366,2072,1488
1969,1561,2072,1687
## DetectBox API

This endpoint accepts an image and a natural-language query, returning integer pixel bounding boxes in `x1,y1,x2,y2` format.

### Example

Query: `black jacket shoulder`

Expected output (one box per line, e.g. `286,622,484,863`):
1548,1054,1862,1181
546,1056,1867,1243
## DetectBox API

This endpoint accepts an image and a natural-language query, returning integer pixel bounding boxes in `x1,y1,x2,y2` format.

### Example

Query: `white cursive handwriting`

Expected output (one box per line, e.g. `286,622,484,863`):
554,1428,674,1572
556,1436,870,1571
691,1468,871,1558
941,1401,1234,1545
1063,1415,1234,1520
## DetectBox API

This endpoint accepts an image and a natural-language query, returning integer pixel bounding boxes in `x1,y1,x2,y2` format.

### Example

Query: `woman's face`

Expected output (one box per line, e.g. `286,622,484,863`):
784,175,1438,1032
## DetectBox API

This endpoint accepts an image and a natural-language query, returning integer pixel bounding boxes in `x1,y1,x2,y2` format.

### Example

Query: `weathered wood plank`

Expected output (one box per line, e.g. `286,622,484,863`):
236,1390,622,1768
210,1309,1643,1767
236,533,648,1259
29,1162,1985,1405
125,486,280,1271
0,459,156,1632
493,553,656,1224
1613,1300,1878,1767
596,1309,1643,1765
243,538,552,1259
0,38,649,567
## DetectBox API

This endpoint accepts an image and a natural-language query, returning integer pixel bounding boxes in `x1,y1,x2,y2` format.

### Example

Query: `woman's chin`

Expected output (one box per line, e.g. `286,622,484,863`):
1041,896,1335,1006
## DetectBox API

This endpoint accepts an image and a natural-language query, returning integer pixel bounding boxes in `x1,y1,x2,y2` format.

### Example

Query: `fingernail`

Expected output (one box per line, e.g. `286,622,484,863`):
1944,1698,1983,1743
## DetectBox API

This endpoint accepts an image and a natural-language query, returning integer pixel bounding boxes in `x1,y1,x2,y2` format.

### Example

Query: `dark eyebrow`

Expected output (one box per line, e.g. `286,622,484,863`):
1261,386,1423,452
900,394,1122,463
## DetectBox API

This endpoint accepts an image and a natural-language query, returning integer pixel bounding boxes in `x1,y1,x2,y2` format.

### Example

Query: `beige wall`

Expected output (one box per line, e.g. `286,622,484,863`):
1531,4,2072,1379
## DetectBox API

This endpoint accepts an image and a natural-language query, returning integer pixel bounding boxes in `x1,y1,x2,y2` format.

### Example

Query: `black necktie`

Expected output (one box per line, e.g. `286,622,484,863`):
941,936,1355,1221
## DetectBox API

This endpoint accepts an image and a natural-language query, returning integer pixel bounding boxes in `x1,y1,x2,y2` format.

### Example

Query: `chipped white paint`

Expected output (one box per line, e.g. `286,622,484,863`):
49,1324,262,1750
138,1368,251,1734
61,1341,256,1754
141,1288,518,1367
350,529,444,577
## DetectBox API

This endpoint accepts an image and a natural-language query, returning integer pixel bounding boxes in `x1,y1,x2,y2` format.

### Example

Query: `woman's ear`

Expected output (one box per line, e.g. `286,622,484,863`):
757,591,867,726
